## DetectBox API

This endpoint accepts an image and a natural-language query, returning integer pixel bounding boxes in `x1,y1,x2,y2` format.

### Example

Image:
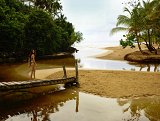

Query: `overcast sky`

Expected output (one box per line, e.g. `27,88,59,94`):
61,0,126,47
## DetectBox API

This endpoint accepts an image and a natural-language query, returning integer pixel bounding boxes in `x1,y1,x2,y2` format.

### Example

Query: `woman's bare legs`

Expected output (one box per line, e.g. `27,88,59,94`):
33,66,36,79
30,65,36,79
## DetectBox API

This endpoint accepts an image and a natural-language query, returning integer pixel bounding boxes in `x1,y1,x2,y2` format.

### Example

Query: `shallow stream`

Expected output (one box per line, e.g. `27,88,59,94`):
0,88,160,121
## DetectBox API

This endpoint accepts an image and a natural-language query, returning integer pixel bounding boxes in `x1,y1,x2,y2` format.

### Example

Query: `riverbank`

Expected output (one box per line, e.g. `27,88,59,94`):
97,45,160,62
35,45,160,98
1,45,159,99
96,46,143,61
35,68,160,98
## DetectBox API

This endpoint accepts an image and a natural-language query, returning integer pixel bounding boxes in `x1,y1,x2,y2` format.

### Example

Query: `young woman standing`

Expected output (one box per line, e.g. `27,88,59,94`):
28,49,37,79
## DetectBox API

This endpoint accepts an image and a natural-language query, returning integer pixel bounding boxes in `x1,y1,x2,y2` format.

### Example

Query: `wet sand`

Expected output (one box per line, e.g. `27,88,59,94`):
45,69,160,98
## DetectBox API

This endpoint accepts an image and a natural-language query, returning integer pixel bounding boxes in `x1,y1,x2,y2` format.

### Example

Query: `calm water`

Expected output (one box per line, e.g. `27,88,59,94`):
73,46,160,72
0,57,76,81
0,88,160,121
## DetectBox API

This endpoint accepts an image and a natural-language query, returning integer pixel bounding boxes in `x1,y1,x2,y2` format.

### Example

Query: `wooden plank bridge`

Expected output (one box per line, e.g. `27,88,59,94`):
0,61,79,91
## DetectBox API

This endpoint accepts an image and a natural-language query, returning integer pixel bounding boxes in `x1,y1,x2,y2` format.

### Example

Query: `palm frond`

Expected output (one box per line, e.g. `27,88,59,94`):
123,7,131,15
116,15,130,26
110,27,128,35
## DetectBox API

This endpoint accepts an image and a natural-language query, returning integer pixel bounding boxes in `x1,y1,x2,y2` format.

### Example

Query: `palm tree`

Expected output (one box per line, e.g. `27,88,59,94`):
150,0,160,48
111,0,160,54
111,6,144,53
138,0,158,53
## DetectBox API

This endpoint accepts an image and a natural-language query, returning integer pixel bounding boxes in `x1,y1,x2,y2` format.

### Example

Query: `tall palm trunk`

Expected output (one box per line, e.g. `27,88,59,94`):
148,29,152,47
137,39,143,54
135,32,143,54
147,29,158,54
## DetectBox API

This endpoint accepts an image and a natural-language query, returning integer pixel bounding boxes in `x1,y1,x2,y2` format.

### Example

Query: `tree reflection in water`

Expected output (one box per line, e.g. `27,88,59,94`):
0,88,79,121
128,63,160,72
117,96,160,121
0,87,160,121
140,64,159,72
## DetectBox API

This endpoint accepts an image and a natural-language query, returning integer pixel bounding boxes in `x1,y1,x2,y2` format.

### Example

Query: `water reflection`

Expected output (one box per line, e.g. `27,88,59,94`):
130,63,160,72
0,88,160,121
0,88,79,121
117,97,160,121
77,58,160,72
74,45,160,72
0,57,75,82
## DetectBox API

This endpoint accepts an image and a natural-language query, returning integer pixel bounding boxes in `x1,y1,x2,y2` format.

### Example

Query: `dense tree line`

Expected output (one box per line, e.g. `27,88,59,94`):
0,0,83,61
111,0,160,54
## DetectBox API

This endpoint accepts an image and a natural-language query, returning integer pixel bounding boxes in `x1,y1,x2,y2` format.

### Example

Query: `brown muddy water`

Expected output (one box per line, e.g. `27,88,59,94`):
0,57,75,82
0,57,159,82
0,87,160,121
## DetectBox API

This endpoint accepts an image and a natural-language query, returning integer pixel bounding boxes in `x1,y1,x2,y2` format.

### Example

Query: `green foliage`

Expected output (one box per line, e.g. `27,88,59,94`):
71,31,83,44
25,10,54,55
54,14,83,51
111,0,160,52
120,34,136,48
0,0,83,60
0,0,27,58
29,0,62,17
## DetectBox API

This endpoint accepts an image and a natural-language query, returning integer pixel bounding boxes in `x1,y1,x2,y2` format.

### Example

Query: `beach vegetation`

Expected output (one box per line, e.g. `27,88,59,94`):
0,0,83,61
111,0,160,55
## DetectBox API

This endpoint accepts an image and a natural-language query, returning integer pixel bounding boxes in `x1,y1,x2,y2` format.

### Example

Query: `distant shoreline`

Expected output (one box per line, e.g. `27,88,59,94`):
96,45,142,61
96,45,160,63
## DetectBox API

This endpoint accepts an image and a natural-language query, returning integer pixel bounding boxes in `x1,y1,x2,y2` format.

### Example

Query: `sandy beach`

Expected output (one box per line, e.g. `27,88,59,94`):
35,45,160,98
46,69,160,98
97,46,145,61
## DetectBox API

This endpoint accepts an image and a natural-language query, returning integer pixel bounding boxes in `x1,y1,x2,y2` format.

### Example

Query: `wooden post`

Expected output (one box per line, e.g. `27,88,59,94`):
75,60,79,82
63,64,67,79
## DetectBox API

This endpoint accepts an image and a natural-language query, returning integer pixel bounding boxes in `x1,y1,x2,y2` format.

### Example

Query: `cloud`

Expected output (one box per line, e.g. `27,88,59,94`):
61,0,125,43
